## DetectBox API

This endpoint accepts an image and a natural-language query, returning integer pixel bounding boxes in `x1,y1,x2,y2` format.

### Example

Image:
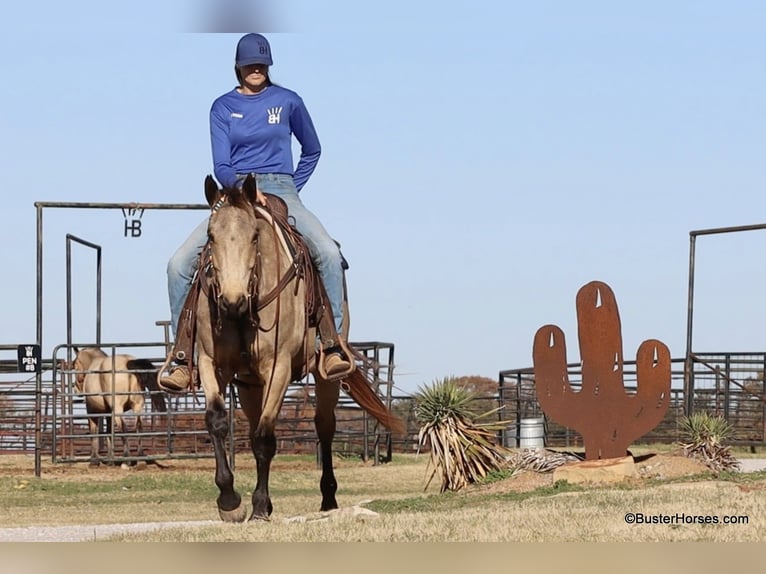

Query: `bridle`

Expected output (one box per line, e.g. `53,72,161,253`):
203,191,310,394
205,194,303,335
205,195,257,332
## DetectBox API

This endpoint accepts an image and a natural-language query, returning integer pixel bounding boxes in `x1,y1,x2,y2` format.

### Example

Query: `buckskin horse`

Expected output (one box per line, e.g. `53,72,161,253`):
187,174,401,522
68,347,166,465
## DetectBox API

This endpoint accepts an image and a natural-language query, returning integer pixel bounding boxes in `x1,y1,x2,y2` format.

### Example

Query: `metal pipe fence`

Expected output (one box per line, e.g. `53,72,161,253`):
5,348,766,467
494,354,766,449
0,341,396,469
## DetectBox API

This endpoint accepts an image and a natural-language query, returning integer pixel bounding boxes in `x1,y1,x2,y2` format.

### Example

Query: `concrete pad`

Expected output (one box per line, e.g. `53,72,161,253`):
553,455,636,484
736,459,766,473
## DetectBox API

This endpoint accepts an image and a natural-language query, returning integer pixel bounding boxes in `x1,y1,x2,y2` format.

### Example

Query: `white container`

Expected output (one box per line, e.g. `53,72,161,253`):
519,418,545,448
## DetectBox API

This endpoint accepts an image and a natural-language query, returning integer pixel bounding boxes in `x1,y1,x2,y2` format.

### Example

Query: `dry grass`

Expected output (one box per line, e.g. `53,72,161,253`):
111,479,766,542
1,451,765,541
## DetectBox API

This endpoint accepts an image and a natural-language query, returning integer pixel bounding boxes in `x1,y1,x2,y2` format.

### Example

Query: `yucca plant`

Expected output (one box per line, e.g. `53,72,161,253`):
679,412,740,473
414,377,511,492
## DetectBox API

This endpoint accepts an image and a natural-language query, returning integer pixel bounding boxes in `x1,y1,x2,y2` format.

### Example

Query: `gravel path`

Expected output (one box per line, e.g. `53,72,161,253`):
0,520,219,542
737,459,766,473
0,507,380,542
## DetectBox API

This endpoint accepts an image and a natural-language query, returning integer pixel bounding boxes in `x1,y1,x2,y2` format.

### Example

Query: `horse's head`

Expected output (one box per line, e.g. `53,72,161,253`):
205,175,260,320
57,357,81,391
67,347,106,392
59,347,86,391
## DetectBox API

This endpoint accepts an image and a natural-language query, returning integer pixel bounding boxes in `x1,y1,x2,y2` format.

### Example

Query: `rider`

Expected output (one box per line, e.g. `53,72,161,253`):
161,33,352,390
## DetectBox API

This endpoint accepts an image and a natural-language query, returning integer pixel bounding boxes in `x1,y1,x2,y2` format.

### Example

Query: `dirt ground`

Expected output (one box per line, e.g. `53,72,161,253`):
474,451,716,495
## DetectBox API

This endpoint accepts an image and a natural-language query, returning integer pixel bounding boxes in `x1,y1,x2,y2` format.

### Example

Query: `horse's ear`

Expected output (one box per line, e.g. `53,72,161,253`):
204,175,221,207
241,174,258,204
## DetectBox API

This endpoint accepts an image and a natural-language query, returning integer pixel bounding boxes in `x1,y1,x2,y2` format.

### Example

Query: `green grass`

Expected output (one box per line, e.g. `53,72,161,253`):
366,479,586,514
0,473,216,505
477,468,515,484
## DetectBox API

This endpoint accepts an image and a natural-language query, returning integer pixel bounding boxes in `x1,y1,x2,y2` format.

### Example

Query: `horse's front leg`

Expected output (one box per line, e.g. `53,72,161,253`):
87,416,100,467
239,357,293,521
199,355,247,523
315,377,340,511
236,382,273,520
250,426,277,520
135,410,145,458
104,414,115,462
113,407,130,461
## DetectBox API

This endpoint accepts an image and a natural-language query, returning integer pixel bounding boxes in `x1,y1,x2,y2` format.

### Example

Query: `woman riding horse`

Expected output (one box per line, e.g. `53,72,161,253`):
189,175,401,521
162,33,351,390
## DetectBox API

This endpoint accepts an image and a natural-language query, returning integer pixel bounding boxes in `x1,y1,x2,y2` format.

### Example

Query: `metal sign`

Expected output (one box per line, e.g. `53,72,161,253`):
533,281,671,460
17,344,42,374
121,206,145,238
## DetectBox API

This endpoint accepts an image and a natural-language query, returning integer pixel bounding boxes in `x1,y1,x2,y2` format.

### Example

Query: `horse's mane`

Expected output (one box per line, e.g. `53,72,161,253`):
221,186,255,212
79,346,107,356
75,347,107,363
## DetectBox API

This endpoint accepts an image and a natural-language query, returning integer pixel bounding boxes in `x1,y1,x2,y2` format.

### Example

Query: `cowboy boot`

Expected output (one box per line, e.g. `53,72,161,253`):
159,364,191,392
323,346,352,378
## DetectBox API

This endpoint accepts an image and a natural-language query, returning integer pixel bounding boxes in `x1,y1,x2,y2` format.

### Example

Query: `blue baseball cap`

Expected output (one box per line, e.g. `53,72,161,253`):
235,33,273,67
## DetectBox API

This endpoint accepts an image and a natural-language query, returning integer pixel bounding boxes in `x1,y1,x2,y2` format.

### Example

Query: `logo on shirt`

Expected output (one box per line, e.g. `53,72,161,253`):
231,112,243,119
267,107,283,125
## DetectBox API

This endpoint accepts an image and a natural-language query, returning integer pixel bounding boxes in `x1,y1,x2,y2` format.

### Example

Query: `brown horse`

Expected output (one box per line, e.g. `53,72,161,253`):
69,347,166,465
195,174,401,521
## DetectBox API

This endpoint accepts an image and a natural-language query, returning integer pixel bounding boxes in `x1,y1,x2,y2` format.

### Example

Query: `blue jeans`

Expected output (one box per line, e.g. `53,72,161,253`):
166,173,346,341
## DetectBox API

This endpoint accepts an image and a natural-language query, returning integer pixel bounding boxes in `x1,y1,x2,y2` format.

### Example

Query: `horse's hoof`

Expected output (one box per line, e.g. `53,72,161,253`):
89,459,100,468
218,503,248,523
251,494,273,519
320,500,339,512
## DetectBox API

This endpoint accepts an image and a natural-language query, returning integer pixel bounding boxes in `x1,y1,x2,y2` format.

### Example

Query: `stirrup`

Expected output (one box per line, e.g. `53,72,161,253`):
158,350,193,393
317,345,355,382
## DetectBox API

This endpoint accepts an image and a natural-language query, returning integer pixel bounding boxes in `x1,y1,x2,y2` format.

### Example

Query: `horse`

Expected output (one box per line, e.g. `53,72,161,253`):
194,174,402,521
68,347,167,465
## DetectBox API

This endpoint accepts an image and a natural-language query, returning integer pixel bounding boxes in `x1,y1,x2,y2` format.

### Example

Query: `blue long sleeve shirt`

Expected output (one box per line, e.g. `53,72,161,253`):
210,85,321,191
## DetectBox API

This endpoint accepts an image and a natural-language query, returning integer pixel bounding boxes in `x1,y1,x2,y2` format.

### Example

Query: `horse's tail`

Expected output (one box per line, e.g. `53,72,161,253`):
341,356,405,434
126,359,167,413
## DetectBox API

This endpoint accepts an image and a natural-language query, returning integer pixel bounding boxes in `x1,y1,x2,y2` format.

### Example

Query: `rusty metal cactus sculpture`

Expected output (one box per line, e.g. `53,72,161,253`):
532,281,671,460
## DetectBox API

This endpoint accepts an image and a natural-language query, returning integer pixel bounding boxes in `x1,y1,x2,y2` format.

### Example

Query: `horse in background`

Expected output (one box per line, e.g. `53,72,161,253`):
68,347,167,465
193,174,402,521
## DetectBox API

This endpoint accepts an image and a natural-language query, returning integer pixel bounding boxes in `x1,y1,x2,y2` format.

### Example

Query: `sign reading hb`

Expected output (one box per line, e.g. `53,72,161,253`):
122,206,145,238
17,344,42,374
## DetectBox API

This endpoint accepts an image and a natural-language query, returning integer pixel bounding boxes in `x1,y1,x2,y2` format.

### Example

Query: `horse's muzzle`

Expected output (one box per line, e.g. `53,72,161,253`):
220,294,249,319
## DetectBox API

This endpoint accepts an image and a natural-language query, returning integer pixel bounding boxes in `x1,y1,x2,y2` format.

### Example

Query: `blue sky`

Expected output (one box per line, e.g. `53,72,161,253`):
1,1,765,393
